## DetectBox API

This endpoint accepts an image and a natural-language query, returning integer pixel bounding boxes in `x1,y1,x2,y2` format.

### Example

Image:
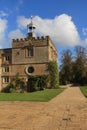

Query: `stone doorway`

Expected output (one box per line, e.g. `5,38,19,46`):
27,77,34,92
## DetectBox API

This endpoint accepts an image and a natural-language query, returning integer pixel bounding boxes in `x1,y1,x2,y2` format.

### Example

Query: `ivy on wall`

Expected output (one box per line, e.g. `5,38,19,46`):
2,61,59,93
27,75,49,92
27,61,59,91
48,61,59,89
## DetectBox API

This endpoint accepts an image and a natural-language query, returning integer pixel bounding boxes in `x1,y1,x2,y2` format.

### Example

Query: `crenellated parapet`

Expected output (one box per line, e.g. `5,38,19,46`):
12,35,50,42
12,35,50,48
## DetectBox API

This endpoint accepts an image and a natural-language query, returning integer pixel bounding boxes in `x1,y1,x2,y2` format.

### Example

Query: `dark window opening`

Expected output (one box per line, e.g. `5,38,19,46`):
3,77,9,83
28,66,34,73
5,56,10,61
27,47,33,57
4,67,9,72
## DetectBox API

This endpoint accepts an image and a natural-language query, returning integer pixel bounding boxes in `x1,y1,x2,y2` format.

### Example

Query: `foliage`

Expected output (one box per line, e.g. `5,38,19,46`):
59,50,73,85
1,73,26,93
59,46,87,85
27,61,59,91
1,85,11,93
27,75,49,92
0,88,64,101
73,46,87,85
48,61,59,88
2,61,59,93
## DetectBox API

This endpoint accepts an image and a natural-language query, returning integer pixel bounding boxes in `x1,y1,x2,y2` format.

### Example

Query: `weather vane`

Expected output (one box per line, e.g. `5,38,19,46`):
30,15,34,22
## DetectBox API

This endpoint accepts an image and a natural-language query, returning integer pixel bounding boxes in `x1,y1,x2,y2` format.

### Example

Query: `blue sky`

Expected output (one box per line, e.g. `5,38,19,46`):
0,0,87,61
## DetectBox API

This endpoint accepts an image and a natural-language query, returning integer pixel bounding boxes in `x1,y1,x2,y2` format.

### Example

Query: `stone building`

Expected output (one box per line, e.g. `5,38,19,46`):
0,17,58,91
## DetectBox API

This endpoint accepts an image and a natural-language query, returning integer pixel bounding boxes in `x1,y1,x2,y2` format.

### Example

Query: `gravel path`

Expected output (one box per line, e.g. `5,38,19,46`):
0,87,87,130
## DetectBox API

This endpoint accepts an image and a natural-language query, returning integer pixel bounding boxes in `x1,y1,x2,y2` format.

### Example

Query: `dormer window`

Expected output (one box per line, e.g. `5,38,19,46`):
27,47,34,57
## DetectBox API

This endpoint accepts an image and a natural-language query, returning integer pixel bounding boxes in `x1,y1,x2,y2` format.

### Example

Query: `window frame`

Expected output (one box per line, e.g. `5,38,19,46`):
4,55,10,61
27,47,34,57
3,66,9,72
3,77,9,83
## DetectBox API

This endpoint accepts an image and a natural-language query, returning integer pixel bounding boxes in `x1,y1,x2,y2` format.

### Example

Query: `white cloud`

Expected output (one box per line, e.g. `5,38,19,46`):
0,18,7,41
8,29,24,39
17,16,29,29
0,19,7,32
0,11,8,17
79,39,87,46
17,14,80,46
0,18,8,48
82,28,87,36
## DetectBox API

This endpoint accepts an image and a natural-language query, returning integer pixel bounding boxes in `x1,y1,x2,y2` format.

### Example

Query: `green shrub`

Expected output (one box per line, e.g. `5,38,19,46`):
1,74,26,93
1,85,10,93
28,75,49,92
9,87,16,93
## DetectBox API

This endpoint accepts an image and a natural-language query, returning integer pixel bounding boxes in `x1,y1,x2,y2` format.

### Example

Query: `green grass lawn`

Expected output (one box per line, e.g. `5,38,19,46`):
0,89,64,102
80,87,87,97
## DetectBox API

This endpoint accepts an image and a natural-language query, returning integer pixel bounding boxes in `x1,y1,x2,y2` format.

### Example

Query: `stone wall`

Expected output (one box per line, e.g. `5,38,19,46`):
48,39,58,61
11,63,49,76
0,35,58,90
12,46,48,64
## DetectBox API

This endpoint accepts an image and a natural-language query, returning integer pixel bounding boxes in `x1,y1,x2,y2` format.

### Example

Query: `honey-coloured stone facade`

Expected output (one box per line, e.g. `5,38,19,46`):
0,33,58,90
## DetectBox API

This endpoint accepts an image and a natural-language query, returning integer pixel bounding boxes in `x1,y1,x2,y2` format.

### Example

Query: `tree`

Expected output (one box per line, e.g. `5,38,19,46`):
59,49,73,85
73,46,87,85
59,46,87,86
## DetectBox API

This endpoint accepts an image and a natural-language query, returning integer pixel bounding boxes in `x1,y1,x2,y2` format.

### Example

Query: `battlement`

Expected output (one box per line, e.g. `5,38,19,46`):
12,35,50,43
12,35,50,49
